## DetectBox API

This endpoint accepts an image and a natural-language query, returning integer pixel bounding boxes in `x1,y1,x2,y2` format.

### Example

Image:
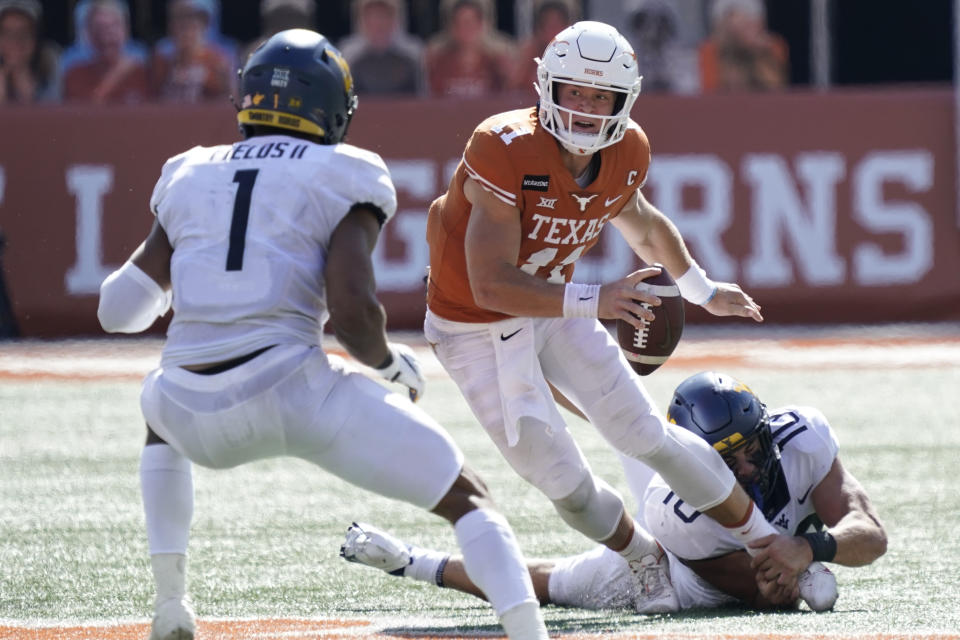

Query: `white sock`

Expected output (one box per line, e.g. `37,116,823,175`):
140,444,193,554
403,547,451,586
615,524,662,564
151,553,188,603
499,601,549,640
725,500,778,556
453,509,540,618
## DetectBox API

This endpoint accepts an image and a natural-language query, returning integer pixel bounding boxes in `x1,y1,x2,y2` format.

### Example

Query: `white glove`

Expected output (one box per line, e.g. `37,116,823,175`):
374,342,425,402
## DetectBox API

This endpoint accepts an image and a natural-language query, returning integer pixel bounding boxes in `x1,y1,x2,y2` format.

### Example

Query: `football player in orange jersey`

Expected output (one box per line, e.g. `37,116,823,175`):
423,21,785,614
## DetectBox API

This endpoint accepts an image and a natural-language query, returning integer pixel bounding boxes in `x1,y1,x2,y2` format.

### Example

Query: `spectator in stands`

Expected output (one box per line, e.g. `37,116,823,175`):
0,0,60,104
624,0,699,94
151,0,233,102
339,0,425,96
699,0,788,92
62,0,150,104
510,0,575,93
58,0,148,78
240,0,316,65
425,0,515,99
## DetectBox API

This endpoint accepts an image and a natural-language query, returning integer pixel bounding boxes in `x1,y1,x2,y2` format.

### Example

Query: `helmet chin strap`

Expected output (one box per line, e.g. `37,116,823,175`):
547,94,630,156
555,109,607,155
559,124,616,156
561,139,596,156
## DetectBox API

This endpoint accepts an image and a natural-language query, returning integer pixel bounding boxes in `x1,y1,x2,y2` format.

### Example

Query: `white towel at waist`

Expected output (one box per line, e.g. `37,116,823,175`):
488,317,562,447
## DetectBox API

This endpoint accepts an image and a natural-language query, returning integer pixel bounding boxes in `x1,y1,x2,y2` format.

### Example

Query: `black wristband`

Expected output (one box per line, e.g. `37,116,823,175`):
801,530,837,562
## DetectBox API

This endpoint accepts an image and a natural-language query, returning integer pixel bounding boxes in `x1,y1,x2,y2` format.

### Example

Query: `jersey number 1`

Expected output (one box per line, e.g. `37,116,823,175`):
226,169,259,271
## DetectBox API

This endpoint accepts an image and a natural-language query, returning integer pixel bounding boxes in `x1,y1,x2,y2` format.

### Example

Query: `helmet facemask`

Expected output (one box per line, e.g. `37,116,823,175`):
717,411,783,507
534,21,643,156
668,371,785,511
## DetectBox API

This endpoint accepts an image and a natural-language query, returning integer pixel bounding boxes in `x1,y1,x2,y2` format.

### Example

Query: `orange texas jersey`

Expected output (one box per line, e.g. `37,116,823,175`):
427,107,651,323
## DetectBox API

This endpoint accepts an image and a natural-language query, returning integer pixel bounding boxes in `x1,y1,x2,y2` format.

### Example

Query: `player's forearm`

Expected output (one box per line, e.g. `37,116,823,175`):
614,198,695,279
328,296,390,368
827,511,888,567
632,213,696,280
97,261,172,333
469,264,565,317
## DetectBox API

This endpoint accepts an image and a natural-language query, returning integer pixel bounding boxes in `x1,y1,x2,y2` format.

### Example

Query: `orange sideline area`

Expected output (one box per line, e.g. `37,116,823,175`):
1,328,959,381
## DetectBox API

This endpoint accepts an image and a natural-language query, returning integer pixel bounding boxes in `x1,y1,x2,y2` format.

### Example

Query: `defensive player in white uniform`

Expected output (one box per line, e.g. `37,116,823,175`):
97,30,549,640
342,372,888,613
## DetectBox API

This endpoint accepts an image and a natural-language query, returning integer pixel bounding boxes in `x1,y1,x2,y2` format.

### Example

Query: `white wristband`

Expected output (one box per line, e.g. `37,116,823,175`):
675,264,718,305
562,283,601,318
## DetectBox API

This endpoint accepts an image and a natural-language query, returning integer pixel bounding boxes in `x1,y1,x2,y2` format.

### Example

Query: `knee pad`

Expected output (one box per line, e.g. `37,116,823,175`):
552,474,625,542
640,423,736,511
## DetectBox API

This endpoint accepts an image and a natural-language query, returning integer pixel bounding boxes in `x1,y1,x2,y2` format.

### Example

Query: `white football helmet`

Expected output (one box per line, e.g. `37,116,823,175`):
535,21,643,155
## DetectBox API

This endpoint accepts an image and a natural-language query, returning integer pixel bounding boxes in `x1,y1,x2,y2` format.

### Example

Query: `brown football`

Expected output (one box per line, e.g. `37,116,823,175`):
616,267,684,376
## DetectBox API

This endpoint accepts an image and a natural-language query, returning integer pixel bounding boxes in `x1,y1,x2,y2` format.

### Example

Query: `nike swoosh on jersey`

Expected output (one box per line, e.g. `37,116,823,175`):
605,194,623,207
797,484,814,504
500,328,522,341
578,296,593,301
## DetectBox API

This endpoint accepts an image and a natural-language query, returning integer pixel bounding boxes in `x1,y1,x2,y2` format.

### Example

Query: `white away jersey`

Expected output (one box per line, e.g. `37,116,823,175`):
150,135,397,367
642,405,839,608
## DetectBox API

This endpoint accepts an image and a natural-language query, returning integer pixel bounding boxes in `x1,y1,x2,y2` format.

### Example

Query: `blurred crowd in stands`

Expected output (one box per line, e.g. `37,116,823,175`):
0,0,946,107
0,0,792,105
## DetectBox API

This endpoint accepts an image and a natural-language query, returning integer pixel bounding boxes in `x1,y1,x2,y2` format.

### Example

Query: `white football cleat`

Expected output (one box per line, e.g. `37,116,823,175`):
340,522,411,575
629,552,680,615
148,597,195,640
798,561,838,611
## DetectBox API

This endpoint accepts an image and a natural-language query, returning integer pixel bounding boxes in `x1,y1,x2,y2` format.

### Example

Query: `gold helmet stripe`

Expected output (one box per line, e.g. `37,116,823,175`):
238,109,325,137
713,432,745,454
325,47,353,94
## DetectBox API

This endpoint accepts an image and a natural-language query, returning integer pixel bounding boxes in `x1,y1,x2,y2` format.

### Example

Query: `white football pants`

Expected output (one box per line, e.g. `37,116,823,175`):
140,344,463,510
424,310,734,511
548,543,737,612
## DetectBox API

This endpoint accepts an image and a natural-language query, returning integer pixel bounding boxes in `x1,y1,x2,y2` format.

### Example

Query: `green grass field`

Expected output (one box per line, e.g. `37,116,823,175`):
1,334,959,638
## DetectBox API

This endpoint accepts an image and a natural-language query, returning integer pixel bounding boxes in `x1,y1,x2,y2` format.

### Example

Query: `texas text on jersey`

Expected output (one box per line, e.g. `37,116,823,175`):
426,107,651,323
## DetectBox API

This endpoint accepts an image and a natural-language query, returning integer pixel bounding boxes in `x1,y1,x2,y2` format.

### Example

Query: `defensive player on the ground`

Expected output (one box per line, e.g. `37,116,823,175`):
98,29,549,640
341,372,888,613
